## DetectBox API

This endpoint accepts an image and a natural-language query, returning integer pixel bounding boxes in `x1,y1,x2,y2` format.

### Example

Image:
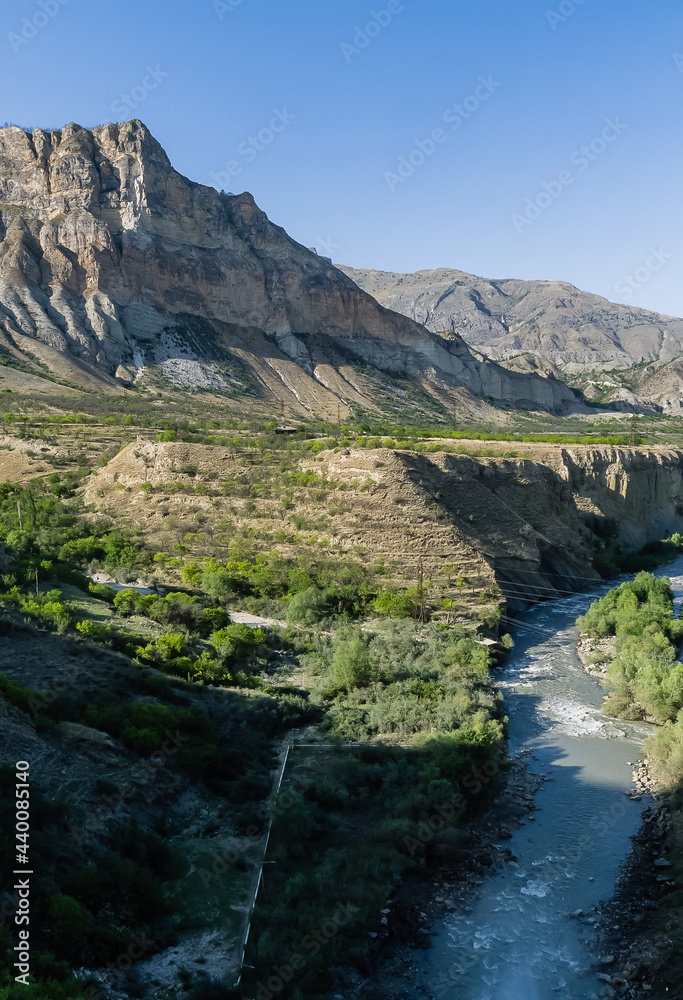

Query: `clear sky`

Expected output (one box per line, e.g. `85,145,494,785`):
2,0,682,315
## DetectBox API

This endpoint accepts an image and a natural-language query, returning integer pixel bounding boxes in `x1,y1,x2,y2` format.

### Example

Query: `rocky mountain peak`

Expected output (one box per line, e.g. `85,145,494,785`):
0,120,580,417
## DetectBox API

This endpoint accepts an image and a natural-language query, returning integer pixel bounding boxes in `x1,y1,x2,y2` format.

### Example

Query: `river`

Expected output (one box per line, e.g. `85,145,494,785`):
412,556,683,1000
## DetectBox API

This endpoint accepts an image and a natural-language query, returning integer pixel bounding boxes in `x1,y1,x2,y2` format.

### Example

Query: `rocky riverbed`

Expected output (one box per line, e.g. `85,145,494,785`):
593,789,676,1000
576,634,617,677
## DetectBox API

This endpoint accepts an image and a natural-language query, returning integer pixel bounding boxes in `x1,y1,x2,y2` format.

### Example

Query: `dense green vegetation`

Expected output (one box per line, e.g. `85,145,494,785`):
245,623,506,998
577,572,683,721
304,623,502,740
577,571,683,988
0,456,507,999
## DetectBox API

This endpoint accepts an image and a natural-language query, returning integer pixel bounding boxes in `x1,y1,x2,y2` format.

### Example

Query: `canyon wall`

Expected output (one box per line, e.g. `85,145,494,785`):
83,440,683,614
316,445,683,610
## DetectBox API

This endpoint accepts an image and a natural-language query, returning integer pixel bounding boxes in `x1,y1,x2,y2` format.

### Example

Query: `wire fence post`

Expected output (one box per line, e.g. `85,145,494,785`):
233,736,293,991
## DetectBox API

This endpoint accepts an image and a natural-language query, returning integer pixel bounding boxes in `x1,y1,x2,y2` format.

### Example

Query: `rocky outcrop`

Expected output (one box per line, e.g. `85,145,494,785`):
576,634,617,677
553,447,683,548
583,356,683,415
0,121,580,416
340,265,683,380
369,444,683,608
82,435,683,613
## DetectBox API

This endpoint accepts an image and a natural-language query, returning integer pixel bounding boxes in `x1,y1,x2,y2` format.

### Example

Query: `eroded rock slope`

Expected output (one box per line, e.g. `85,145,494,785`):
340,265,683,382
0,121,580,416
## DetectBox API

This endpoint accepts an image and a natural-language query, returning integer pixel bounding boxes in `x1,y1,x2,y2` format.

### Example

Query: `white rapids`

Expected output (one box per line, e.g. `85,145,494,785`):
411,556,683,1000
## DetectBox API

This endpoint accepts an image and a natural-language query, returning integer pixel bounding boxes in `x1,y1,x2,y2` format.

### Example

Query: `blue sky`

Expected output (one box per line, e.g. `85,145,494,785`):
2,0,682,315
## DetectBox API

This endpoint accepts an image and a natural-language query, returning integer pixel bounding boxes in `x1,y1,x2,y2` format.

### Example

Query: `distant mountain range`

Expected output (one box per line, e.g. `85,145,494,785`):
0,120,579,419
339,266,683,413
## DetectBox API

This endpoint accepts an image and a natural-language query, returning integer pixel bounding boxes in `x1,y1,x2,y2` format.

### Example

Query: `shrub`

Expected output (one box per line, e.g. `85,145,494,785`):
646,710,683,790
373,591,416,619
210,623,265,660
113,588,146,616
0,672,39,713
328,633,372,694
579,573,683,723
443,637,491,676
2,586,72,631
58,536,105,563
48,894,91,954
139,633,187,666
286,586,332,626
87,582,116,602
82,701,213,756
195,606,231,637
202,569,237,601
75,620,116,642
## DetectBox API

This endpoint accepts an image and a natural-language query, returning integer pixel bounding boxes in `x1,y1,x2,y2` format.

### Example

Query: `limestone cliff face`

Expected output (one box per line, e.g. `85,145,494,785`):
0,121,579,415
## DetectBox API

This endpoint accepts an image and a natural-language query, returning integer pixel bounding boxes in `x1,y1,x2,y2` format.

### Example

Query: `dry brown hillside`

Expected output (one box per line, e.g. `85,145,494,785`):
80,440,683,612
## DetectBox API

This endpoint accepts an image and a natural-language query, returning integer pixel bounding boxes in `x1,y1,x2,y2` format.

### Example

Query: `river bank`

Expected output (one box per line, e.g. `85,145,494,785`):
349,567,680,1000
574,566,683,998
593,795,676,999
336,752,544,1000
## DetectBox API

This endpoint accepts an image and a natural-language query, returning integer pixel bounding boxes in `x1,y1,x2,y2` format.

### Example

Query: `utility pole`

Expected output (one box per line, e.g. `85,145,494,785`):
417,557,425,623
16,500,22,530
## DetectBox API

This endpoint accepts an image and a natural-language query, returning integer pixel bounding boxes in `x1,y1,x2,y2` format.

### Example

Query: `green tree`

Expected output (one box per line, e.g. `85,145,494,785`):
210,623,264,660
286,586,331,626
48,894,91,955
373,591,416,619
201,569,236,601
329,633,371,694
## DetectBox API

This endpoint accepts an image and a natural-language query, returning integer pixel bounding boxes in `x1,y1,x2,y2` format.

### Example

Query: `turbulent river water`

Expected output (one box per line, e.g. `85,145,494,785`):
413,556,683,1000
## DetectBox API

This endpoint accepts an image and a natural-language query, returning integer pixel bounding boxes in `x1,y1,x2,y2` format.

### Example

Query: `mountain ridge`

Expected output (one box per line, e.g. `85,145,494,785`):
340,265,683,371
339,264,683,412
0,120,579,417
